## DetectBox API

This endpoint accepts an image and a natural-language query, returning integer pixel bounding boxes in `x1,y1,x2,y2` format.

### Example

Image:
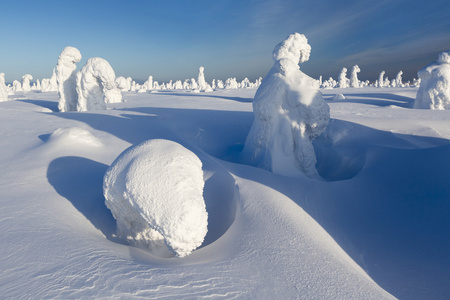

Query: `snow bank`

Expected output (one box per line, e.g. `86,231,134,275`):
0,73,8,102
242,33,330,178
76,57,122,111
56,46,82,112
103,139,208,258
414,50,450,110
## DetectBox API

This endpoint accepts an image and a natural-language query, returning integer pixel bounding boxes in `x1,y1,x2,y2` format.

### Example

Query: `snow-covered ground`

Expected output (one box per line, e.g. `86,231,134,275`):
1,87,449,299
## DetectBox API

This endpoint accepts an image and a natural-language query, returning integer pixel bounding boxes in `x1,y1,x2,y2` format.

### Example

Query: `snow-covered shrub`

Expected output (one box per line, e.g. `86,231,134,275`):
21,74,33,92
225,78,238,89
174,80,183,90
76,57,122,111
0,73,8,102
350,65,360,88
103,139,208,258
414,50,450,110
56,46,82,112
338,68,349,88
242,33,330,178
216,80,224,89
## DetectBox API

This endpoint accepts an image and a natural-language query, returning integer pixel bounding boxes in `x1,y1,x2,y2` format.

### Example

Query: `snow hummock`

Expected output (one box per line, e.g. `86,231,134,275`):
103,139,208,258
0,73,8,102
414,50,450,110
56,46,82,112
332,93,346,101
76,57,122,111
242,33,330,178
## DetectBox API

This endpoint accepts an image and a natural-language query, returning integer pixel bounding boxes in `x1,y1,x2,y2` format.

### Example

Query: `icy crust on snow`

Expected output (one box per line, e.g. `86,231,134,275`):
414,50,450,110
103,139,208,258
0,73,8,102
76,57,122,111
243,33,330,178
56,46,82,112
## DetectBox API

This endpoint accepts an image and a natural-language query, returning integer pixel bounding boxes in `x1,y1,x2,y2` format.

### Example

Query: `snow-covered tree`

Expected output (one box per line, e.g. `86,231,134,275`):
12,80,22,93
225,78,238,89
144,76,153,91
377,71,386,88
350,65,360,88
197,67,207,91
0,73,8,102
76,57,122,111
338,68,349,88
56,46,82,112
216,80,224,89
395,71,403,87
115,76,129,91
22,74,33,92
242,33,330,178
414,50,450,110
174,80,183,89
103,139,208,258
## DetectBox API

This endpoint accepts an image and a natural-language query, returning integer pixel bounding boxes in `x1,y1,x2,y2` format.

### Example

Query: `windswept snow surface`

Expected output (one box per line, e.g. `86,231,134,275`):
0,88,449,299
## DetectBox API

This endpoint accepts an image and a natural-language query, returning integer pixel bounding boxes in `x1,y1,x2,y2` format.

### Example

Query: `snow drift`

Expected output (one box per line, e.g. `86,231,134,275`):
242,33,330,178
103,139,208,258
56,46,82,112
76,57,122,111
414,50,450,110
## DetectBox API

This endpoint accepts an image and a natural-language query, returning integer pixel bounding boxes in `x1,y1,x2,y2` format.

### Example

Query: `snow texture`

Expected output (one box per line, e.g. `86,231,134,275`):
414,50,450,110
56,46,82,112
0,73,8,102
103,139,208,258
242,33,330,178
76,57,122,111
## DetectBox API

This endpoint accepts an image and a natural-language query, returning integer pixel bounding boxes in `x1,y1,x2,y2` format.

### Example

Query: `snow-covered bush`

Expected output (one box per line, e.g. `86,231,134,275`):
414,50,450,110
338,68,349,88
56,46,82,112
76,57,122,111
103,139,208,258
350,65,360,88
22,74,33,92
0,73,8,102
242,33,330,178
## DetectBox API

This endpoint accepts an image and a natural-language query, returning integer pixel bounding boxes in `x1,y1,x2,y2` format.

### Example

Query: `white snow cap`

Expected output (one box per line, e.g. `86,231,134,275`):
242,33,330,178
103,139,208,258
0,73,8,102
272,32,311,65
56,46,82,112
414,50,450,110
76,57,122,111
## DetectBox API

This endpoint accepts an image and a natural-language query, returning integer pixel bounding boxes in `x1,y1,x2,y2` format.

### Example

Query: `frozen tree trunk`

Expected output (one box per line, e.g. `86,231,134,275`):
76,57,122,111
56,46,82,112
242,33,330,178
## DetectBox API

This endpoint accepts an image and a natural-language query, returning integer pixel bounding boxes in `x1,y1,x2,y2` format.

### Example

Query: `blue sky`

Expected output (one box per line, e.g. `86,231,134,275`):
1,0,449,83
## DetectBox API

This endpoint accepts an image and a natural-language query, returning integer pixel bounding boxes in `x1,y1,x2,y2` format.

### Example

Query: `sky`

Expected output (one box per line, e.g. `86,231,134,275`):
1,0,450,84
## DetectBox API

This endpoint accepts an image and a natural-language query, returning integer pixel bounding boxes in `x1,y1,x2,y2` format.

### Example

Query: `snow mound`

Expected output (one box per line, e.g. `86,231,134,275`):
103,139,208,258
414,50,450,110
48,127,102,147
242,33,330,178
333,93,346,101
